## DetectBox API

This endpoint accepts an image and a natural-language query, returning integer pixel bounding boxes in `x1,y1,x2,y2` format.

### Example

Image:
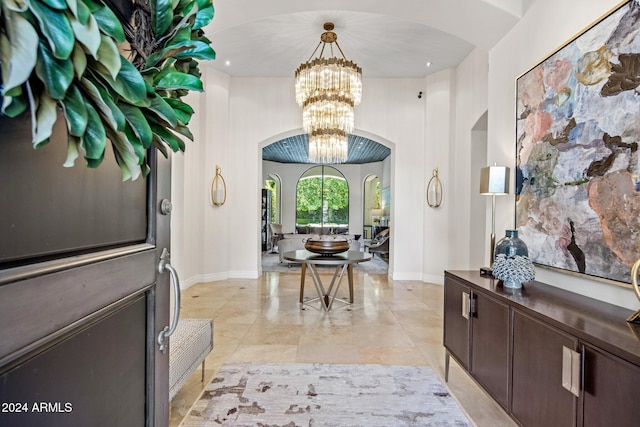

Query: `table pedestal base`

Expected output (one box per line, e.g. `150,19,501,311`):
300,263,354,311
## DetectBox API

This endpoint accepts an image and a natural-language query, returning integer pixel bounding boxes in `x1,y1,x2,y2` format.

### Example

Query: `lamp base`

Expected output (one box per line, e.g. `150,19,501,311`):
480,266,494,276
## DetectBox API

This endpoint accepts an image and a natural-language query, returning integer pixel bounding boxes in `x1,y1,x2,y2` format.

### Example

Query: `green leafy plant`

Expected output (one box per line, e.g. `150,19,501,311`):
0,0,215,180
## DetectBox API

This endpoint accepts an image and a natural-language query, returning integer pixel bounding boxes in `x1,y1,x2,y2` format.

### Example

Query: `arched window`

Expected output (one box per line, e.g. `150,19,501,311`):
296,166,349,234
264,174,281,223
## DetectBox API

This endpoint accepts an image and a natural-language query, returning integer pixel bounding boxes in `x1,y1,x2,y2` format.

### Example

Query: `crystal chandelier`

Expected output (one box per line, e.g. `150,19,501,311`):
295,22,362,163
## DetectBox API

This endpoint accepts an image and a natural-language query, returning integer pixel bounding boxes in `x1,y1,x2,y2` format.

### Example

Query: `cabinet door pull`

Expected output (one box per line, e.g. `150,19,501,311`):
462,292,469,319
562,346,581,397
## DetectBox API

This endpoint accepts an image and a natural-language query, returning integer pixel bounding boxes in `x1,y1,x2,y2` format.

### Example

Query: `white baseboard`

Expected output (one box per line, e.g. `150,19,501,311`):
228,270,260,279
422,273,444,285
390,271,423,281
180,272,230,290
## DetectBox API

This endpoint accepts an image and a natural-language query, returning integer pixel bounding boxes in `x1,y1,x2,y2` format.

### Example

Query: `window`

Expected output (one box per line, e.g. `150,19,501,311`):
296,166,349,234
264,174,280,224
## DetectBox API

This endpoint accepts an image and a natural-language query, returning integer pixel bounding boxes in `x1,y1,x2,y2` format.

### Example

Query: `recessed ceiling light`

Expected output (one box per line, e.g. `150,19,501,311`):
426,62,432,68
225,60,231,66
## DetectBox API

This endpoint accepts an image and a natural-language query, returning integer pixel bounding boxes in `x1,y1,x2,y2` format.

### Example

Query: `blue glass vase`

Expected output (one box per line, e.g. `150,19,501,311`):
495,229,528,259
493,230,533,289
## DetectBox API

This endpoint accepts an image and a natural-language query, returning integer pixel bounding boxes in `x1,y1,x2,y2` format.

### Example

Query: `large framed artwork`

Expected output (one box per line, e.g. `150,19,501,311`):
516,0,640,284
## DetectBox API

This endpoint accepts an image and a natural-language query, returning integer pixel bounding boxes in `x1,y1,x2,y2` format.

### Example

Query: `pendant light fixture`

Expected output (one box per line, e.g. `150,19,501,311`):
295,22,362,163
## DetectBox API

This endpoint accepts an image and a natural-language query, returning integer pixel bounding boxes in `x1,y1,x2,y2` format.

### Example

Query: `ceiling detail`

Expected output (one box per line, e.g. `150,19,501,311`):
263,134,390,164
204,1,524,79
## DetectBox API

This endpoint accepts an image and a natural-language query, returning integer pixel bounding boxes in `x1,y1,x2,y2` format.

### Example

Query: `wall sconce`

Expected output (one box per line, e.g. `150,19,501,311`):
479,163,510,274
210,165,227,206
426,167,443,208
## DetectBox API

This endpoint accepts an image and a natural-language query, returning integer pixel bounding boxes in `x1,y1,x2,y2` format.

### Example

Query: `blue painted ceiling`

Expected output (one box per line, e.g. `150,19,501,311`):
262,134,390,164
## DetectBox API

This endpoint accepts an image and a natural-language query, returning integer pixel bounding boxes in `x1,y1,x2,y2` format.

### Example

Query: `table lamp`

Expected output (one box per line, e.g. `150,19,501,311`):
479,163,510,275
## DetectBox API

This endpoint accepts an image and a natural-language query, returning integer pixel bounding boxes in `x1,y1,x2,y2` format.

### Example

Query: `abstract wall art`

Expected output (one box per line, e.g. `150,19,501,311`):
516,0,640,284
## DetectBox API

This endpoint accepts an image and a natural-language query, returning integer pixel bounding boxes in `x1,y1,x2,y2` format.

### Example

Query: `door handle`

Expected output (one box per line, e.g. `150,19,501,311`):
157,248,181,353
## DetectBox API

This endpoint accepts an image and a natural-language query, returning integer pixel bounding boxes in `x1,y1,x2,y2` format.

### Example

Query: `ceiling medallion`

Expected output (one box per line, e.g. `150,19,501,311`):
295,22,362,164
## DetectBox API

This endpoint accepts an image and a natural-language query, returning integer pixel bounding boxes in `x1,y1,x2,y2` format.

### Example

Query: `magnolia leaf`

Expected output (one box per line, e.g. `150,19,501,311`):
194,4,214,30
146,40,195,67
145,95,178,127
151,123,184,152
35,41,74,100
151,0,174,37
93,80,127,131
156,72,203,92
84,0,125,43
1,11,39,93
104,125,140,181
164,26,192,47
4,0,28,12
29,0,75,60
71,0,90,25
174,41,216,61
81,0,126,43
1,91,28,117
85,157,103,168
81,102,107,160
173,123,194,141
71,13,100,57
123,125,147,164
65,0,79,19
119,103,153,148
33,92,58,147
96,34,120,78
40,0,67,10
151,57,177,83
63,134,81,166
157,3,197,44
114,57,147,103
80,76,123,132
61,84,88,136
71,43,87,77
164,97,194,125
151,134,169,158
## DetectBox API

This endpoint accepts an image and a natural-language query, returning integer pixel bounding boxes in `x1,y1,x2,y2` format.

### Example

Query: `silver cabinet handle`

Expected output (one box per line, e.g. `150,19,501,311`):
562,346,581,397
157,248,181,353
462,291,470,319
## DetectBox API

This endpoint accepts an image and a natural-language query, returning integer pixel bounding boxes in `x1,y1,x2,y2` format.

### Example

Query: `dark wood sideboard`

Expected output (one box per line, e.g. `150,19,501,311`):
443,270,640,427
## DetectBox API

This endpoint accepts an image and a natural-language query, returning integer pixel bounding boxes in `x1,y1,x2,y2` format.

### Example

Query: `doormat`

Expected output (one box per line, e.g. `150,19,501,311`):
180,362,472,426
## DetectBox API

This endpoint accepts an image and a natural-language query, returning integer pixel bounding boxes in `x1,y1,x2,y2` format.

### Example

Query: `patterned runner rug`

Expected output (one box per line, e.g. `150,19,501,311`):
180,362,472,427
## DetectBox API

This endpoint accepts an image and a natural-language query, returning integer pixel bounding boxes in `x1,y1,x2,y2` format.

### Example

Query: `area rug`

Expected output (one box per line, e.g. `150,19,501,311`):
180,362,472,427
261,252,389,275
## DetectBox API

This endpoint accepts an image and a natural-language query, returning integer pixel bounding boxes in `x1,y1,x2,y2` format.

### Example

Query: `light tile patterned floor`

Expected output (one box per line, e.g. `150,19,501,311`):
170,271,515,427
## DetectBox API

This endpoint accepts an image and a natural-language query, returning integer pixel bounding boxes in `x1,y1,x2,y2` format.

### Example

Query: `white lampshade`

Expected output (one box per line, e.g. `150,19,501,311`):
479,165,510,195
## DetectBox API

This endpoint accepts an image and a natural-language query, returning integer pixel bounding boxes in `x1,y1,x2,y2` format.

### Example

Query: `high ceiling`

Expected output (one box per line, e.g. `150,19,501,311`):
205,0,528,78
204,0,528,163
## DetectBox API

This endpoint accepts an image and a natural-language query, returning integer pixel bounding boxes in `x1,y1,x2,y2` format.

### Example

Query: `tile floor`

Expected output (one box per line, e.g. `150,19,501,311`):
169,271,515,427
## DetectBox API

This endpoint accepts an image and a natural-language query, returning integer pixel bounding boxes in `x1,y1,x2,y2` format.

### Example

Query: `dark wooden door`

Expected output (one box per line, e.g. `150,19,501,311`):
470,291,510,409
511,310,578,427
443,277,470,369
0,111,172,425
580,343,640,427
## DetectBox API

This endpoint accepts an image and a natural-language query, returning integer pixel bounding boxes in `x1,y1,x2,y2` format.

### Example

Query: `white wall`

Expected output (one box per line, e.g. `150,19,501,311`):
173,74,429,283
488,0,637,309
423,69,455,283
452,48,490,271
